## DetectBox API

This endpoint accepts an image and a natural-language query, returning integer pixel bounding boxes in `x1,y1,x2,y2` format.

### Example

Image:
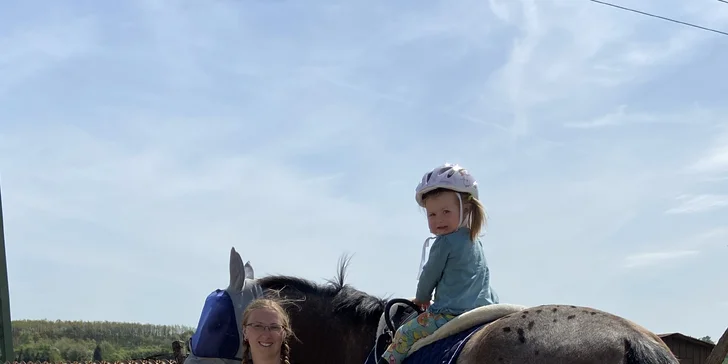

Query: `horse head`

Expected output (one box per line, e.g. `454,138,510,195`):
184,247,263,364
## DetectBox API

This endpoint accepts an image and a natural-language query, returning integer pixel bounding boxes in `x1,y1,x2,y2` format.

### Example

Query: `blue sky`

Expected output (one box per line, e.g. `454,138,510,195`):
1,0,726,341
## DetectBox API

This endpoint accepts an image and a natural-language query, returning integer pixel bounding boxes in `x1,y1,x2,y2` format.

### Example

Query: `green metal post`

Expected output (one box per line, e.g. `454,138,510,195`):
0,184,13,362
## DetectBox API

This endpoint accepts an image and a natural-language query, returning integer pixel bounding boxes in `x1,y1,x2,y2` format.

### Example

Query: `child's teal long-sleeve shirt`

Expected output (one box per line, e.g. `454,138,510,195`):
415,227,498,315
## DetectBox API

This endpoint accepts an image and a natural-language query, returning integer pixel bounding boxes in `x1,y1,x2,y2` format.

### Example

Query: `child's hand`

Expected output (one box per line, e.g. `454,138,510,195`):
412,298,431,311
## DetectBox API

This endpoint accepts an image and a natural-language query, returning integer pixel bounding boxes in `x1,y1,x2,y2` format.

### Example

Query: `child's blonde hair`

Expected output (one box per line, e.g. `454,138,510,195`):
421,188,487,241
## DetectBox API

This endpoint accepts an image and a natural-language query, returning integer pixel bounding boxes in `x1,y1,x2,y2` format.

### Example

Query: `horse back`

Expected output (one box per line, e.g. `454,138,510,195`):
456,304,678,364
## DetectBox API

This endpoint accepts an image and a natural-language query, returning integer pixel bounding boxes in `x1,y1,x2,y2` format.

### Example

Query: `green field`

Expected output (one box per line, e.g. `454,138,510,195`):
12,320,195,362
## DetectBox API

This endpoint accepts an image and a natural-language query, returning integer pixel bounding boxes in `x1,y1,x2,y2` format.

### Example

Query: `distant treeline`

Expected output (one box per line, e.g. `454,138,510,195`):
12,320,196,362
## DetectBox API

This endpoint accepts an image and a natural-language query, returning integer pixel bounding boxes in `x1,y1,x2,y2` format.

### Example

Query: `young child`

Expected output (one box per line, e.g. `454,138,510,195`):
381,163,499,364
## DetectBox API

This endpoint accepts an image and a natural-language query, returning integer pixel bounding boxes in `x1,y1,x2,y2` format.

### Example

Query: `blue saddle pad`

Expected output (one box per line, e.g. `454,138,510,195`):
190,289,241,360
403,324,483,364
364,324,483,364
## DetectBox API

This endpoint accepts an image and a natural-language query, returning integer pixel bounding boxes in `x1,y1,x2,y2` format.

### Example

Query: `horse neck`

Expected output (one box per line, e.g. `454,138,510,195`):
299,293,384,363
260,284,385,363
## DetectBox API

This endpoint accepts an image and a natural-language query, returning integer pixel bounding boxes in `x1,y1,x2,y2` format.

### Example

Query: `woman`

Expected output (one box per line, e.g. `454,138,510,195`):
241,298,295,364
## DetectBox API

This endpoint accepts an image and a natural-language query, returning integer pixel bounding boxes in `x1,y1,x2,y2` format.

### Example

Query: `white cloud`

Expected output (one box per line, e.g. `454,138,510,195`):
665,194,728,214
0,16,97,95
478,0,727,136
563,105,657,129
691,145,728,175
563,104,716,129
618,226,728,271
622,250,700,269
695,227,728,241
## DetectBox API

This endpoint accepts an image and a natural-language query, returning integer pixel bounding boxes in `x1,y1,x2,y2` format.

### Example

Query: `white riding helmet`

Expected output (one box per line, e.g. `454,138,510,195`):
415,163,479,207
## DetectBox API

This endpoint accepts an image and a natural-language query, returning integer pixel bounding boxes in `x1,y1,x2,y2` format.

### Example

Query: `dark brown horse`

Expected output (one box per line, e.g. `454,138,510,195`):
186,248,678,364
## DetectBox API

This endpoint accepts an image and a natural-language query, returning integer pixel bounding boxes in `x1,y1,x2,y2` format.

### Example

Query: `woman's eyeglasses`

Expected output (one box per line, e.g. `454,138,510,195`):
245,323,283,334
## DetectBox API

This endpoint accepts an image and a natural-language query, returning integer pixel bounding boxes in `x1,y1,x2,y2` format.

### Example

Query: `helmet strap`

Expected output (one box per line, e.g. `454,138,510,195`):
457,193,467,228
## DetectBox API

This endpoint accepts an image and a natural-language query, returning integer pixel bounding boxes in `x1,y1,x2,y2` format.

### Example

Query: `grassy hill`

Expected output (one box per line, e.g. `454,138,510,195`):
12,319,195,362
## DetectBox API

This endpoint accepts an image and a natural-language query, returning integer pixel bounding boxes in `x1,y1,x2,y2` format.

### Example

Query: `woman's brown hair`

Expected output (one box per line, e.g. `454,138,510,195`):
241,298,294,364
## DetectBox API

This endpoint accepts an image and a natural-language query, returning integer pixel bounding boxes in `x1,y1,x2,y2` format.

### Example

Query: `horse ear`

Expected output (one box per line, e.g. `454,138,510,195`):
228,247,245,292
244,261,255,279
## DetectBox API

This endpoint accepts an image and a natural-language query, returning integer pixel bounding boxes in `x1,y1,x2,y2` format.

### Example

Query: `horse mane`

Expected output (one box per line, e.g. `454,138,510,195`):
256,255,386,324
